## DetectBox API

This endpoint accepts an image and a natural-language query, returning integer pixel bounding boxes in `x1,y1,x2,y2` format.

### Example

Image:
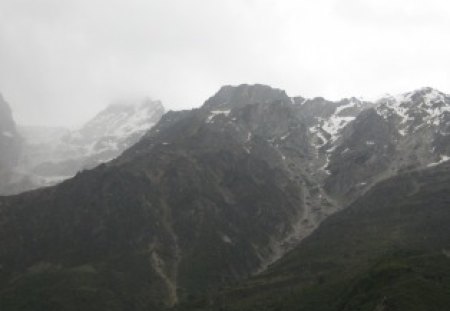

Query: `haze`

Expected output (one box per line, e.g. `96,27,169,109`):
1,0,450,127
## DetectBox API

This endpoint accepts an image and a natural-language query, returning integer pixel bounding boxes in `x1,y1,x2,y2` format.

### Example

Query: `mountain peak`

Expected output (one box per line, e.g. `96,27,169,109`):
139,97,164,110
410,86,447,103
413,86,442,94
203,84,290,109
77,97,165,143
105,97,163,114
377,87,447,105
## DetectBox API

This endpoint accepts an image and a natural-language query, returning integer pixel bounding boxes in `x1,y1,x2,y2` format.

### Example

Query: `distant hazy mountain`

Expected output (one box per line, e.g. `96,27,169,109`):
0,94,27,194
13,98,165,192
0,85,449,310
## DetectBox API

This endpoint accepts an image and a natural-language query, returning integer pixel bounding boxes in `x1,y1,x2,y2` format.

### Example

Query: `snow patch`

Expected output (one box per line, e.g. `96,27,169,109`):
320,155,331,174
206,110,231,123
335,99,358,115
280,132,290,140
316,130,328,147
322,116,355,142
427,155,450,167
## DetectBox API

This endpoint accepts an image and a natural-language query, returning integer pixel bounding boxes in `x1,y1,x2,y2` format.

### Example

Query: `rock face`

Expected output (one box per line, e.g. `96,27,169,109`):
0,94,23,194
16,98,165,191
0,84,449,310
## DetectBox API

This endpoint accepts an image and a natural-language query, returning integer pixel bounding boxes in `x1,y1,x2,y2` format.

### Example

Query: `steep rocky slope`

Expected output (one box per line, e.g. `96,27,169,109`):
198,161,450,311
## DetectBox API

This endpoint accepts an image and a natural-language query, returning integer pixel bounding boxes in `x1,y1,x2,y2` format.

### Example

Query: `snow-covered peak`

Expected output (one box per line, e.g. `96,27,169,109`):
376,87,449,110
18,98,165,190
374,88,450,137
78,98,165,143
106,97,164,112
376,87,447,106
409,87,447,100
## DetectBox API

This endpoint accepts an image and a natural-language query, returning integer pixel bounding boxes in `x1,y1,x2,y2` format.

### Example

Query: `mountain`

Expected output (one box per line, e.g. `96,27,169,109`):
198,161,450,311
0,84,449,310
0,94,25,194
0,85,314,310
15,98,165,192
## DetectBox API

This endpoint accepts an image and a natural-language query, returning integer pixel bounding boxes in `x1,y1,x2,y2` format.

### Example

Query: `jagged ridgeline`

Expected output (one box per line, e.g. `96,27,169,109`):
0,85,449,310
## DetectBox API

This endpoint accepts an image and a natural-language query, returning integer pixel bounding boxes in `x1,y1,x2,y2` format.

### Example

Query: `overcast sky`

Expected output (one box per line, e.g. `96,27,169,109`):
1,0,450,127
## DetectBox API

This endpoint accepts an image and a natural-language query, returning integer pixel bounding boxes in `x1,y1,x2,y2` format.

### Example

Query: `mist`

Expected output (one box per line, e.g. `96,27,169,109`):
1,0,450,126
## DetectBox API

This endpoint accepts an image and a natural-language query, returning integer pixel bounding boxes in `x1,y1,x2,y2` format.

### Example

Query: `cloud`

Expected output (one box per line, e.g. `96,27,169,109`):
334,0,450,27
0,0,449,126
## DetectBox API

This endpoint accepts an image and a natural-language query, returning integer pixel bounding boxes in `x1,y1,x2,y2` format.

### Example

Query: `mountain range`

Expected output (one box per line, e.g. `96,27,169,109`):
0,84,449,310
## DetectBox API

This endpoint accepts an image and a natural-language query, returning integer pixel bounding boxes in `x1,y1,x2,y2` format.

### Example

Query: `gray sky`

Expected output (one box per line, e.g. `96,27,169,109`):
1,0,450,127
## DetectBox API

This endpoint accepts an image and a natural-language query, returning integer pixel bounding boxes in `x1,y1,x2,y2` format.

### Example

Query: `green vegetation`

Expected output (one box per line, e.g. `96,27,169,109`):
0,253,170,311
179,164,450,311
